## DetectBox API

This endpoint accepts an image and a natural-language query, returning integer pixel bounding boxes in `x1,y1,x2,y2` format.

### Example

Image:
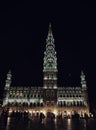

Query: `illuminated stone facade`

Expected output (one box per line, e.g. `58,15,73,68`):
3,24,89,117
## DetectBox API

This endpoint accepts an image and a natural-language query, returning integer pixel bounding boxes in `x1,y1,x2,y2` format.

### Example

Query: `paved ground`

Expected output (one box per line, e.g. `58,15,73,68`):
0,116,96,130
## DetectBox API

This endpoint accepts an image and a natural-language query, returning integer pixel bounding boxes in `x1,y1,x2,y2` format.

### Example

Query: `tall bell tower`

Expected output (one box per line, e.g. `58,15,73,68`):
3,70,12,106
43,24,58,106
80,70,89,113
43,23,58,89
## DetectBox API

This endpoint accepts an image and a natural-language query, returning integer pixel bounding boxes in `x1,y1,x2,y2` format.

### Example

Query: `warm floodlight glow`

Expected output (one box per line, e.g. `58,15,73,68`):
29,110,32,113
67,111,71,115
9,109,12,114
32,110,35,113
53,109,57,116
41,110,46,115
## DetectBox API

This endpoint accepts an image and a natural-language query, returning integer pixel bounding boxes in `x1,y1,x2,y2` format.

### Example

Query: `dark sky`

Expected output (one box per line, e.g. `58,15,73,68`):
0,2,96,102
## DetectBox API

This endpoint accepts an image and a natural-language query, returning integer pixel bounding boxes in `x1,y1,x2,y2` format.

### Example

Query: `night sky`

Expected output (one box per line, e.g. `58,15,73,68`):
0,2,96,104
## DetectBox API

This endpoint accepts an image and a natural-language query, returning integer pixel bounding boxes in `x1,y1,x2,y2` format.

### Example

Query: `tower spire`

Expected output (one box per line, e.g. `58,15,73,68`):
80,70,87,90
48,23,52,34
5,70,12,90
3,70,12,106
46,23,54,45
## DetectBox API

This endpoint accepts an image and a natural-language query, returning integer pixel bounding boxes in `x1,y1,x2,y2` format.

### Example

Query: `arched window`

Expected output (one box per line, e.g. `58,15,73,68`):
30,95,33,98
77,101,79,106
60,101,62,107
15,102,18,106
37,102,40,107
79,95,81,98
41,102,43,107
73,95,75,97
76,95,78,97
30,103,33,107
64,101,66,106
60,95,62,97
73,101,75,106
34,94,36,98
58,101,60,106
23,102,25,106
39,95,41,98
25,102,28,107
33,102,36,107
27,94,29,98
7,102,10,106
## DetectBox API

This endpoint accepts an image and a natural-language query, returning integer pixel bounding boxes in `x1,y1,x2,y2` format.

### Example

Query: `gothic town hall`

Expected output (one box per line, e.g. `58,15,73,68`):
3,24,90,117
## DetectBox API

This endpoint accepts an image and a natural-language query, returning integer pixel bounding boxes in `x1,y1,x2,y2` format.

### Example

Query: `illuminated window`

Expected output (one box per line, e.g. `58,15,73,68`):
20,92,23,97
9,91,12,94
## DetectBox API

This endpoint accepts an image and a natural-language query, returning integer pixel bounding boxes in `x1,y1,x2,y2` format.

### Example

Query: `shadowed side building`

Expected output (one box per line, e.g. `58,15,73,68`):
2,24,90,117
